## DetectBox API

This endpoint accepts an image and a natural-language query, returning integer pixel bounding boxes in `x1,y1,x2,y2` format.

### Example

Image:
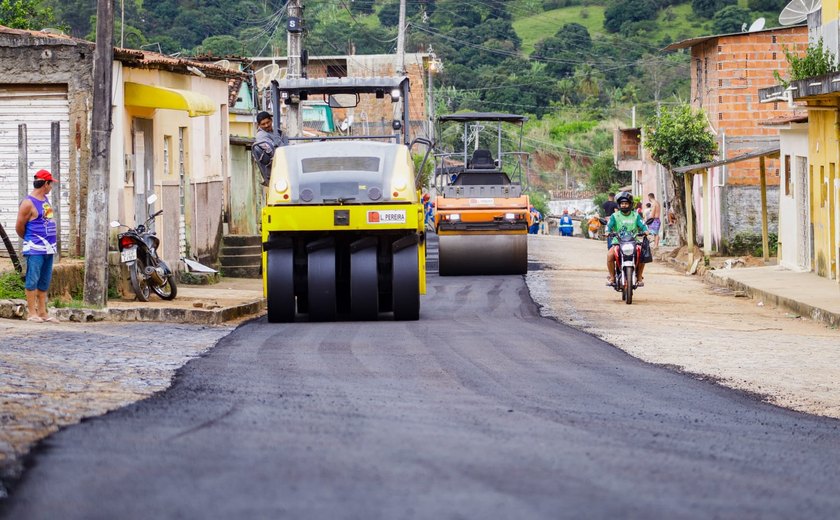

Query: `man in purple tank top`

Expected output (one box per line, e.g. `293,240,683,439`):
15,169,59,323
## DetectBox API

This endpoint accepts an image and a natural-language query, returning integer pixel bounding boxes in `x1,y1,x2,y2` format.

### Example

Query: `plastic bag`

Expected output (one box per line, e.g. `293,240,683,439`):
640,236,653,263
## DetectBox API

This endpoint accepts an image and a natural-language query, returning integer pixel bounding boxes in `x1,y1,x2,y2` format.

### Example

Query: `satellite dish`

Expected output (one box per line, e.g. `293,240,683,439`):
213,59,234,71
748,18,766,32
779,0,821,26
254,64,283,90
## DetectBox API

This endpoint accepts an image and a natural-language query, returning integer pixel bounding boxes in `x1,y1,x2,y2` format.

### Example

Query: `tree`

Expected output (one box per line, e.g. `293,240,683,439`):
691,0,736,19
603,0,657,33
378,0,424,27
533,23,592,79
195,35,244,57
712,5,751,34
0,0,59,30
587,154,631,193
747,0,786,10
644,104,717,246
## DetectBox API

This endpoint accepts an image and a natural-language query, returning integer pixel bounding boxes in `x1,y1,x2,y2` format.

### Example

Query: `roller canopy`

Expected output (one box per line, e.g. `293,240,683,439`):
273,76,410,94
124,82,217,117
438,112,528,124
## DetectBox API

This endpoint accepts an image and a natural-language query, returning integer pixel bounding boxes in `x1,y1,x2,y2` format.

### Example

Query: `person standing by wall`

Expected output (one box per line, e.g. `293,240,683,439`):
252,111,289,187
602,193,618,219
15,169,59,323
647,193,662,248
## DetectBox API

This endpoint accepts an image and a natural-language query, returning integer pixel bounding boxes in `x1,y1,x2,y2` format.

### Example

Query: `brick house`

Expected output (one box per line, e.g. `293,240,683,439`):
663,25,808,250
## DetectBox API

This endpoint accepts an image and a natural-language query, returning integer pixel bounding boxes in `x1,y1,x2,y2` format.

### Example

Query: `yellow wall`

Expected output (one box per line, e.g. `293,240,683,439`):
807,106,839,280
115,66,231,266
824,2,838,22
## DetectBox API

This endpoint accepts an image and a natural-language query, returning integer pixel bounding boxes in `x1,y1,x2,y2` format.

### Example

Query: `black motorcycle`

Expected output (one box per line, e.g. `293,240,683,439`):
110,194,177,302
607,230,645,305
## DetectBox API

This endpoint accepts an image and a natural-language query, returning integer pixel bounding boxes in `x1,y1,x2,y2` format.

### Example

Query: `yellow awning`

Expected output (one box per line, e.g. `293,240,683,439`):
124,82,216,117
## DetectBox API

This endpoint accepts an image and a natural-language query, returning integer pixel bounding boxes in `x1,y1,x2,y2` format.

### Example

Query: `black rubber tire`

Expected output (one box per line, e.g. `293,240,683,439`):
308,243,337,322
350,240,379,321
623,266,634,305
266,248,295,323
129,257,150,302
392,241,419,321
151,260,177,300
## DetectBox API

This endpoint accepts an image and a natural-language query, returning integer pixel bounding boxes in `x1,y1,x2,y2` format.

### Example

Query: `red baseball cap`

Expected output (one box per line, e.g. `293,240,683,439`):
34,169,57,182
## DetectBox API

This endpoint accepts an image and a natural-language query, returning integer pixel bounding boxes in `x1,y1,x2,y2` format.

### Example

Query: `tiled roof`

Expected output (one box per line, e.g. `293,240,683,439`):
113,48,246,80
759,114,808,126
228,77,243,107
0,25,244,80
0,25,89,45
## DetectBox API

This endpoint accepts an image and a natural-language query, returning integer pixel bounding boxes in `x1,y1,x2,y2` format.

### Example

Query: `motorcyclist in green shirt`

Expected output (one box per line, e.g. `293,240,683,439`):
606,191,650,287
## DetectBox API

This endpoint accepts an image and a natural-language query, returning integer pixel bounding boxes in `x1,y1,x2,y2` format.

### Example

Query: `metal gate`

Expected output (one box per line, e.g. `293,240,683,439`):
795,155,810,270
0,85,70,251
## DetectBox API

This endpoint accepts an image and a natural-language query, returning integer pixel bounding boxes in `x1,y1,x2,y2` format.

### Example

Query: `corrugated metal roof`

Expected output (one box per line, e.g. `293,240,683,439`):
438,112,528,123
274,76,409,93
662,24,806,52
672,146,780,173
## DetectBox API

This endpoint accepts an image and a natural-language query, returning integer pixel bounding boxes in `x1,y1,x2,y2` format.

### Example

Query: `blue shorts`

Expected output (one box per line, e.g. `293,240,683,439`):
24,254,54,292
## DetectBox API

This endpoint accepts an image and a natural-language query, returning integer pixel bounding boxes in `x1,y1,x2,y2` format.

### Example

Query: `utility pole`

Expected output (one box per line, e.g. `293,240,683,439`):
286,0,303,138
83,0,114,307
396,0,406,75
120,0,124,48
427,52,435,144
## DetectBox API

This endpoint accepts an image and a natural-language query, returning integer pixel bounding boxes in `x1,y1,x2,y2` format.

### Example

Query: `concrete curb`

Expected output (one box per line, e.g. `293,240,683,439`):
0,298,265,325
703,271,840,329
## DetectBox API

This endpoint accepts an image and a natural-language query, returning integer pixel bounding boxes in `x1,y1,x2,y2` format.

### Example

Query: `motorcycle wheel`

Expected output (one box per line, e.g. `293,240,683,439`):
129,258,151,302
151,260,178,300
623,266,634,305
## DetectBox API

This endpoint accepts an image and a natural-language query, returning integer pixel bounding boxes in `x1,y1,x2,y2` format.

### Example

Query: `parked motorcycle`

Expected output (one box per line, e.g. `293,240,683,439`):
110,194,177,302
607,230,645,305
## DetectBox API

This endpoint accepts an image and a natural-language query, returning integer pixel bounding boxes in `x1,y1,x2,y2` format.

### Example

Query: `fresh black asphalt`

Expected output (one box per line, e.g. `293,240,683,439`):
3,239,840,519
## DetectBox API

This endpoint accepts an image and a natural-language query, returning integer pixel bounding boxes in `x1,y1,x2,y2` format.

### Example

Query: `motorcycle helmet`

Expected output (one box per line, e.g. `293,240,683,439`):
616,191,633,214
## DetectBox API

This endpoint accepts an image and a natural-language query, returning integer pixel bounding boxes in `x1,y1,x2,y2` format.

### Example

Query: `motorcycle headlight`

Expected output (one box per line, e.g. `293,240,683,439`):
621,243,635,255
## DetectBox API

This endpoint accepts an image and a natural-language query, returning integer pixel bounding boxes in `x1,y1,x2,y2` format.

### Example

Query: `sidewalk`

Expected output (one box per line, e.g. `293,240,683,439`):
704,266,840,328
0,277,265,324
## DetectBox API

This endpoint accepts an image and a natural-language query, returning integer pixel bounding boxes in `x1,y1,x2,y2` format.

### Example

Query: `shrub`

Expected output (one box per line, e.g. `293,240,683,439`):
774,38,839,87
0,270,25,299
726,232,778,257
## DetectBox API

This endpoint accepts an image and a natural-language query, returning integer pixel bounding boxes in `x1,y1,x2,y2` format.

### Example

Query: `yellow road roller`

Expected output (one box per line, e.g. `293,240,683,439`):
261,77,431,322
433,112,531,276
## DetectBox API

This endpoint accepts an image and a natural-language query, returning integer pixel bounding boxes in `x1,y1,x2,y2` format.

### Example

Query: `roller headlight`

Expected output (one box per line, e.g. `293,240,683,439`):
449,214,461,222
300,188,314,202
505,213,515,220
274,179,288,193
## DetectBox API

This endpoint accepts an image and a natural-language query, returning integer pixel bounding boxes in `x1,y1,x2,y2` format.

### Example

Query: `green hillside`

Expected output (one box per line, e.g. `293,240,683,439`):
514,6,606,55
513,2,719,56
